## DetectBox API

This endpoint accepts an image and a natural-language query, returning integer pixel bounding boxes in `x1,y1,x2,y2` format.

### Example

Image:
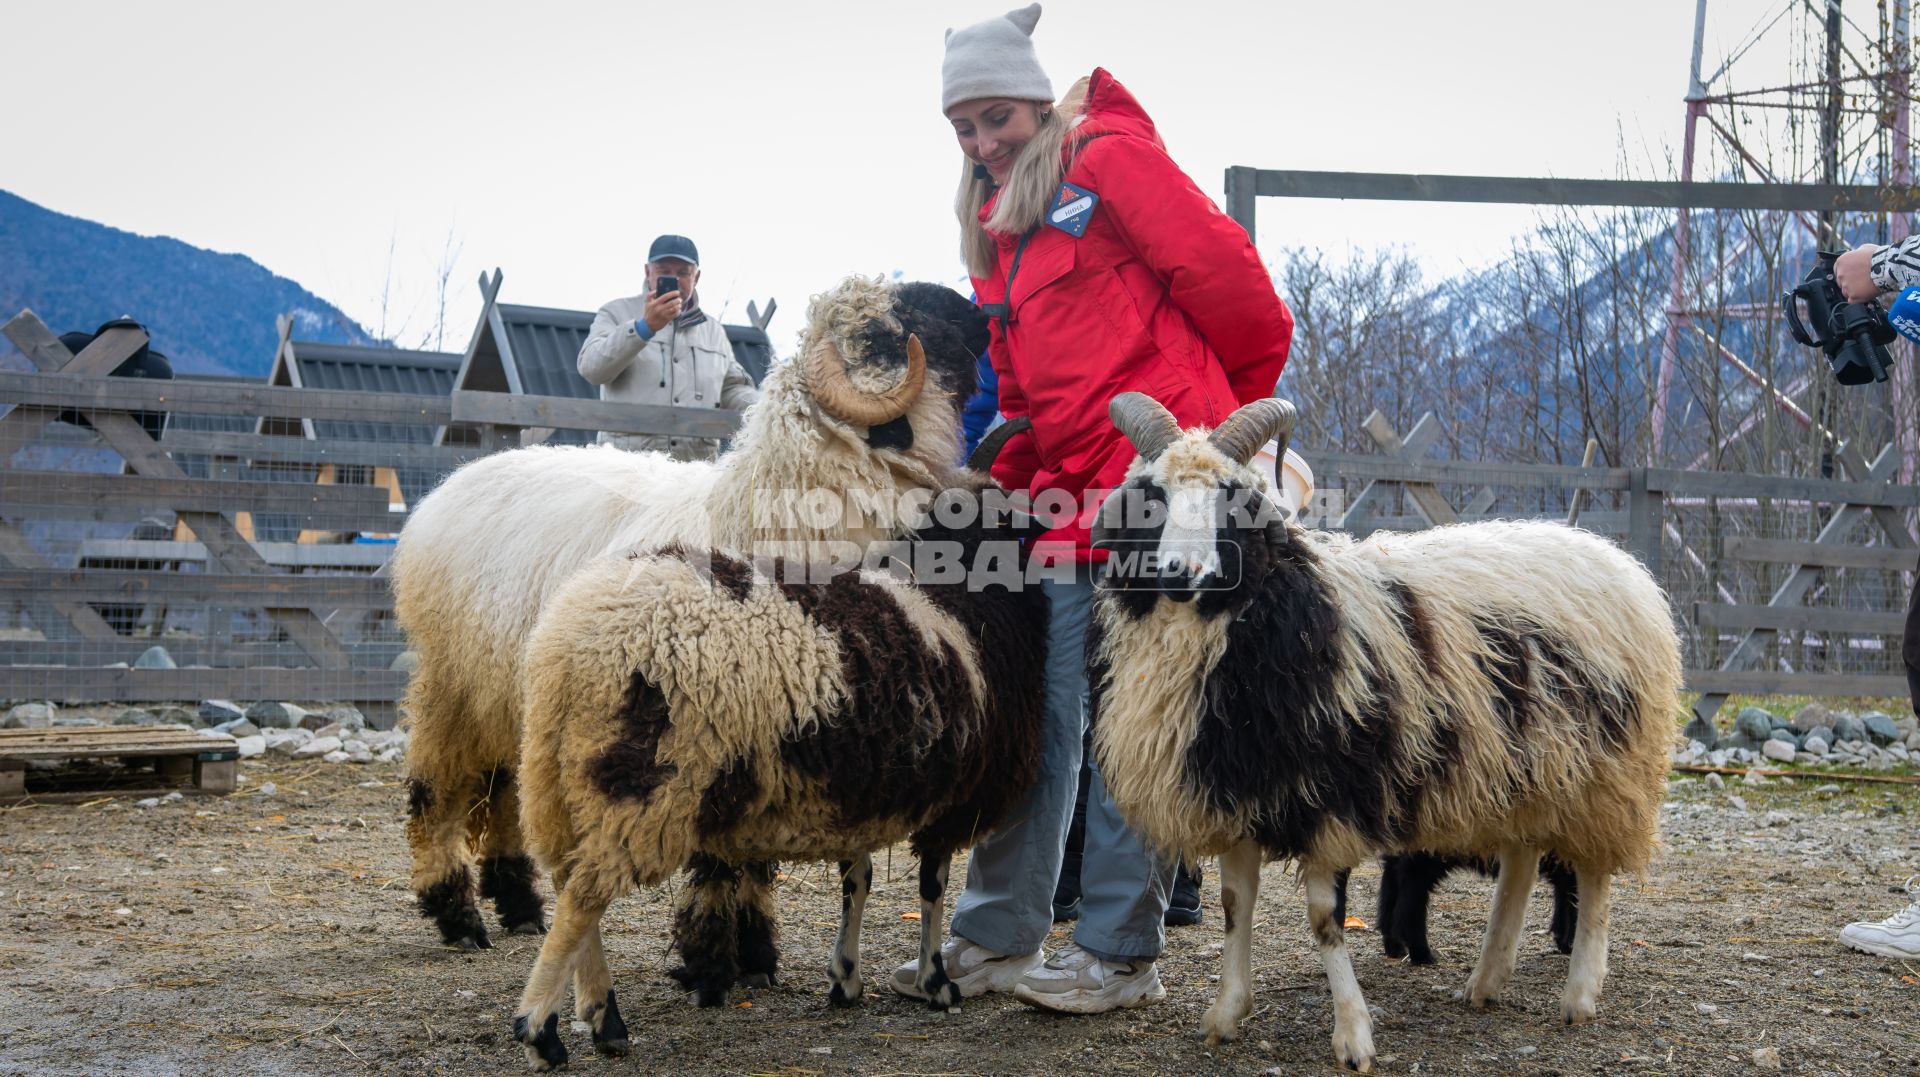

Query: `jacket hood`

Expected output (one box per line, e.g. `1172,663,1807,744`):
1065,68,1165,152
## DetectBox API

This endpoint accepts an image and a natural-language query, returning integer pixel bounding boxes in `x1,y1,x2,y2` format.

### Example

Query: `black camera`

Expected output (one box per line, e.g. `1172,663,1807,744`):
1783,250,1897,385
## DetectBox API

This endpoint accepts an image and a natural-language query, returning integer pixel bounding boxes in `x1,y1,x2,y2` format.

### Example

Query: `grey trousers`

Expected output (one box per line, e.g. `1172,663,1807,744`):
950,568,1174,963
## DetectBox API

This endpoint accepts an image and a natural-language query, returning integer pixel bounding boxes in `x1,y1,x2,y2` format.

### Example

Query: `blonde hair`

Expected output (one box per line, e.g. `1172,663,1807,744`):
955,77,1090,279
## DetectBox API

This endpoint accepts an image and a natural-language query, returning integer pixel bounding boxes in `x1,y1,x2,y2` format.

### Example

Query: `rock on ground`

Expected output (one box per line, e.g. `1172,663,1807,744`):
4,702,56,729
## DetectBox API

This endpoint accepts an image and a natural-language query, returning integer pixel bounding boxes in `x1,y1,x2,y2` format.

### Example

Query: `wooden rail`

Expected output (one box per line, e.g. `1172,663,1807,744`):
3,310,1914,718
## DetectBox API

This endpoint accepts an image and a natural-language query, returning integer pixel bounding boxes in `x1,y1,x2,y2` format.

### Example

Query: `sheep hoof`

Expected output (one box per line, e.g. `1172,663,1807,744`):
1201,1004,1247,1046
737,971,777,988
590,990,630,1056
925,981,961,1011
828,981,863,1007
1332,1026,1376,1073
449,932,492,951
1561,997,1598,1026
1453,986,1498,1010
687,985,728,1008
504,918,548,936
513,1012,568,1072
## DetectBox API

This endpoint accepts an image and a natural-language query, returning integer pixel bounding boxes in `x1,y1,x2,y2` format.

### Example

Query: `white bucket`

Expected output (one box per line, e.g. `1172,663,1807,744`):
1251,440,1314,518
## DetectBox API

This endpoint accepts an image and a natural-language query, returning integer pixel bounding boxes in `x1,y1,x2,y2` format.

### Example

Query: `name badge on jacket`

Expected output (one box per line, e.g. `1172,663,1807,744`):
1046,181,1098,237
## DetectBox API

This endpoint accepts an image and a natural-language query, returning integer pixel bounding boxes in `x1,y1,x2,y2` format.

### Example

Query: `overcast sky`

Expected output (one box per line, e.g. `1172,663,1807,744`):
2,0,1805,356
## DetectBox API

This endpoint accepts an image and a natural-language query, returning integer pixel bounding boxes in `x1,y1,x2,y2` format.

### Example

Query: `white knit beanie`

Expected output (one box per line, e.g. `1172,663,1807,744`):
941,4,1053,112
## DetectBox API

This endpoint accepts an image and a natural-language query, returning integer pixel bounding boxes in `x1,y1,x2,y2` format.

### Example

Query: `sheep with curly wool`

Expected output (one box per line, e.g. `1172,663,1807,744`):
505,478,1047,1071
1083,393,1680,1073
393,276,987,952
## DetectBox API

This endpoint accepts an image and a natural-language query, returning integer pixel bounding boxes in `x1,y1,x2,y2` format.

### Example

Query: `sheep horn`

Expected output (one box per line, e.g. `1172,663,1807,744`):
1108,392,1181,461
1207,397,1298,466
807,332,928,427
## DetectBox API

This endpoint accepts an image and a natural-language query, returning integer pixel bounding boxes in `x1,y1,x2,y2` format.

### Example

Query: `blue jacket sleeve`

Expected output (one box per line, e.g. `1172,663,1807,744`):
960,350,1000,459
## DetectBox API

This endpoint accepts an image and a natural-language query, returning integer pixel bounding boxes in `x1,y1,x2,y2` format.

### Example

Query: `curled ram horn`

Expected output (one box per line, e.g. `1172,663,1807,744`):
1207,397,1298,466
1108,392,1182,461
807,333,927,427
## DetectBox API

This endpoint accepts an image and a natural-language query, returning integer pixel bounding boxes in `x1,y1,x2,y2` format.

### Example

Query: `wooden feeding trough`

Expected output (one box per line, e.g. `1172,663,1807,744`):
0,725,240,803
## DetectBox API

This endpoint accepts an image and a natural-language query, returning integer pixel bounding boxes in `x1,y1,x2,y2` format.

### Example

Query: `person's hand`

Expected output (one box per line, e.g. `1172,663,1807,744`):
643,289,685,333
1836,244,1879,303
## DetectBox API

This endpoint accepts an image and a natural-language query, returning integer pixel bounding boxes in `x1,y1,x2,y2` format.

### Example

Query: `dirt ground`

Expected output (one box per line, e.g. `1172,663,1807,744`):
1,758,1916,1077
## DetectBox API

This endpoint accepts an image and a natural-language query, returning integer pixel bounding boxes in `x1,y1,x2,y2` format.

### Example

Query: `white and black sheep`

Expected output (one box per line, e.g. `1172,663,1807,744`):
505,479,1047,1070
393,277,987,949
1084,393,1680,1073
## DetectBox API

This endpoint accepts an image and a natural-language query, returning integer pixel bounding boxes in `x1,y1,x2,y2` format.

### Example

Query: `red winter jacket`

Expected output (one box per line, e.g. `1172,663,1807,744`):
973,69,1293,563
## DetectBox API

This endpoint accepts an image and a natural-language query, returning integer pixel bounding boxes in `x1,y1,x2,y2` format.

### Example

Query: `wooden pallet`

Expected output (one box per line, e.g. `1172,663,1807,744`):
0,726,240,803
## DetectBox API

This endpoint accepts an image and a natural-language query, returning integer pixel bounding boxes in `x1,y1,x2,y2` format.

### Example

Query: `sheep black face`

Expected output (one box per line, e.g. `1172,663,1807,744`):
805,280,986,454
1090,394,1297,619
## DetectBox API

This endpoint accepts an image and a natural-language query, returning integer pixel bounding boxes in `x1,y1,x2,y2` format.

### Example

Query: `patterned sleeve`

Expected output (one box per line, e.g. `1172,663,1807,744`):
1868,236,1920,292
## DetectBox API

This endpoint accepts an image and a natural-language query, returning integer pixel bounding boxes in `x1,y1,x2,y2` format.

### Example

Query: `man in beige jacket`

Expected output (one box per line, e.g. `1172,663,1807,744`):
576,234,759,460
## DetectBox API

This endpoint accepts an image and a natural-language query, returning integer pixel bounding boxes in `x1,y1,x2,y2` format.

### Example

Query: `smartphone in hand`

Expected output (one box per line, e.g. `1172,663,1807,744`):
655,275,680,298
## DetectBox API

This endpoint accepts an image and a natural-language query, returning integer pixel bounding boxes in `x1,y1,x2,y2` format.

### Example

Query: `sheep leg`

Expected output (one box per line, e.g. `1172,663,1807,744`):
667,854,745,1007
476,769,547,936
1461,844,1537,1008
571,922,629,1057
1390,852,1443,959
828,854,872,1006
512,885,609,1073
913,851,960,1010
1307,864,1375,1073
1560,867,1612,1025
404,773,490,949
1543,855,1579,956
1201,839,1262,1046
735,860,782,988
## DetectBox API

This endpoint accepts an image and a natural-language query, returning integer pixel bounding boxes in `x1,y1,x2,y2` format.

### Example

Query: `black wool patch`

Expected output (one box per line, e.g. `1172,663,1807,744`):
767,500,1048,860
1182,521,1440,860
696,754,760,837
478,854,545,934
891,282,990,406
1532,632,1637,749
587,673,678,803
1473,618,1535,737
418,866,489,948
705,550,757,602
867,414,914,451
736,897,781,983
1386,580,1443,675
405,778,433,819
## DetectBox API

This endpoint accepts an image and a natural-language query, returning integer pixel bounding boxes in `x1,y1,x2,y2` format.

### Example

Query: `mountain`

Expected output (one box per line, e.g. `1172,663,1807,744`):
0,189,376,377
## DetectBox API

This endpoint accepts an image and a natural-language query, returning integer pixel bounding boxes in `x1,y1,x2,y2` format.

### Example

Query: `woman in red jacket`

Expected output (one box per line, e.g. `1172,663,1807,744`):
891,4,1294,1016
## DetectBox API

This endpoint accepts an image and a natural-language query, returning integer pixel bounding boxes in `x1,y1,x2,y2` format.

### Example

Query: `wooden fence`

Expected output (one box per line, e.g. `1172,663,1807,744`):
2,307,1912,733
0,309,740,720
1306,411,1917,730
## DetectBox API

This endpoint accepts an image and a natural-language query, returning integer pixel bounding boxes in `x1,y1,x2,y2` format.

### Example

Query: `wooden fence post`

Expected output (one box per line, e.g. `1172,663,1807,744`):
1627,467,1662,578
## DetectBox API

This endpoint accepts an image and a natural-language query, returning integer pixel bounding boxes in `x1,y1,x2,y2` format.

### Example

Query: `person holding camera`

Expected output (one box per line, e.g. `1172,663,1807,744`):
888,5,1292,1016
577,234,759,460
1834,238,1920,304
1819,237,1920,962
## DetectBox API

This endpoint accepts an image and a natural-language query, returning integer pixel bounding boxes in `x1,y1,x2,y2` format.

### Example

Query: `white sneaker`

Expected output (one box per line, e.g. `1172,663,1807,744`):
891,935,1042,1000
1839,877,1920,960
1011,942,1165,1014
